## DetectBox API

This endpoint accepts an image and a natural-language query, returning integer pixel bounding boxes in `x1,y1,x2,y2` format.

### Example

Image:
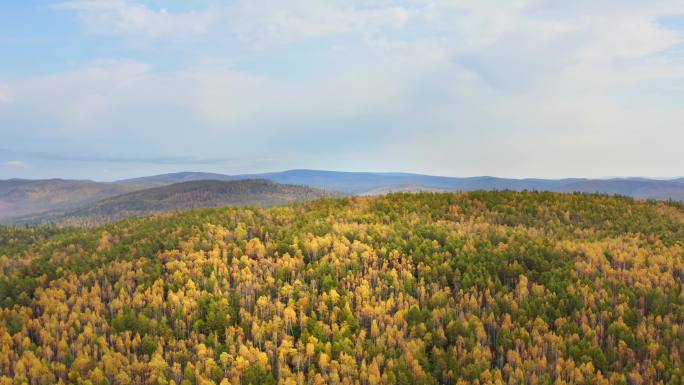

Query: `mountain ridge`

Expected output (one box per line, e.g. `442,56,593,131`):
11,179,330,226
113,169,684,198
0,178,145,221
3,170,684,224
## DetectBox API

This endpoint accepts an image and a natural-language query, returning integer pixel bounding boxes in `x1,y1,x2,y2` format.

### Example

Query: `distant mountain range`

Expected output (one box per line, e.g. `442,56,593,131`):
120,169,684,199
0,179,143,221
1,169,684,225
121,170,586,194
555,179,684,201
12,179,328,226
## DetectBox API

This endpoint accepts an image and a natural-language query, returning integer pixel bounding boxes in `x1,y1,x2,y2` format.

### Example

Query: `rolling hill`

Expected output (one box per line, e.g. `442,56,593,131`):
119,171,237,187
557,179,684,201
118,169,684,199
118,170,588,194
0,178,145,221
3,170,684,224
13,179,329,225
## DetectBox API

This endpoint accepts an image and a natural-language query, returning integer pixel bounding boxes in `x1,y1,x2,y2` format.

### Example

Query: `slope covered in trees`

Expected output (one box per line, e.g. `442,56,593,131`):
1,191,684,385
0,179,144,222
12,179,330,226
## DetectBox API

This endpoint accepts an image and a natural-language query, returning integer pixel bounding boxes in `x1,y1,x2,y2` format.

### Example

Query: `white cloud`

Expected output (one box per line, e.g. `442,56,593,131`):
0,86,13,105
5,60,150,133
6,0,684,178
55,0,218,42
227,0,411,46
1,160,30,169
1,56,415,140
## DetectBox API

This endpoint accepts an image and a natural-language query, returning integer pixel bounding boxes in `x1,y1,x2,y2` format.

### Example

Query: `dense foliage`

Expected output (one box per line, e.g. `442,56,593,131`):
1,191,683,385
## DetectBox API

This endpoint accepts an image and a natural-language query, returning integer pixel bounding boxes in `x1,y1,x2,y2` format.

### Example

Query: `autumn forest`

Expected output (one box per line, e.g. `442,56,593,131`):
1,191,684,385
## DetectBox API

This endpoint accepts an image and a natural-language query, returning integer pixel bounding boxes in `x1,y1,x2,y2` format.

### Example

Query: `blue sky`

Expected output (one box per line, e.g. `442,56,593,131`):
1,0,683,180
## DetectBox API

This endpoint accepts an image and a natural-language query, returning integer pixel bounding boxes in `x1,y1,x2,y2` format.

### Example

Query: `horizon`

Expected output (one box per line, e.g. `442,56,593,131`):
2,1,684,180
2,168,683,183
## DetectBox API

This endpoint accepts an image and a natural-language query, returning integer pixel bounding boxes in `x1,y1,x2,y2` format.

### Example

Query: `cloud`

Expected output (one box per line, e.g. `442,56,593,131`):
4,0,683,178
0,86,13,105
2,59,151,134
1,160,30,169
1,52,423,132
54,0,218,43
56,0,415,48
227,1,411,46
0,148,238,165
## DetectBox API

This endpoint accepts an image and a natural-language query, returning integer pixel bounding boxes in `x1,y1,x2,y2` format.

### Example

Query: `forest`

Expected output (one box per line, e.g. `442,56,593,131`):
1,191,684,385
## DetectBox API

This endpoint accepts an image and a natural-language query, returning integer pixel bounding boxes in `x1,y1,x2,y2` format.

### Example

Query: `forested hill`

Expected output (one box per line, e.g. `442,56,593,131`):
119,170,684,199
4,171,684,224
1,191,684,384
14,179,329,226
0,179,143,221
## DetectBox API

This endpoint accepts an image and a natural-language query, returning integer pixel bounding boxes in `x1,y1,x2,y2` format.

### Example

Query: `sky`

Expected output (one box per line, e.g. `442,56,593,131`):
0,0,683,180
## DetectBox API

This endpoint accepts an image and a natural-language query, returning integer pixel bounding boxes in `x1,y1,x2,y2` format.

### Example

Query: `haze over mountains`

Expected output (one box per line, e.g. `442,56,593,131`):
119,170,684,195
0,179,144,221
119,169,684,201
12,179,328,226
1,169,684,225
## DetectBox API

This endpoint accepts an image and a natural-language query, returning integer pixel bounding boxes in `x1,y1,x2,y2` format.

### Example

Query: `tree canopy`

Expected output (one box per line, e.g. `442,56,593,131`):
1,191,683,385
